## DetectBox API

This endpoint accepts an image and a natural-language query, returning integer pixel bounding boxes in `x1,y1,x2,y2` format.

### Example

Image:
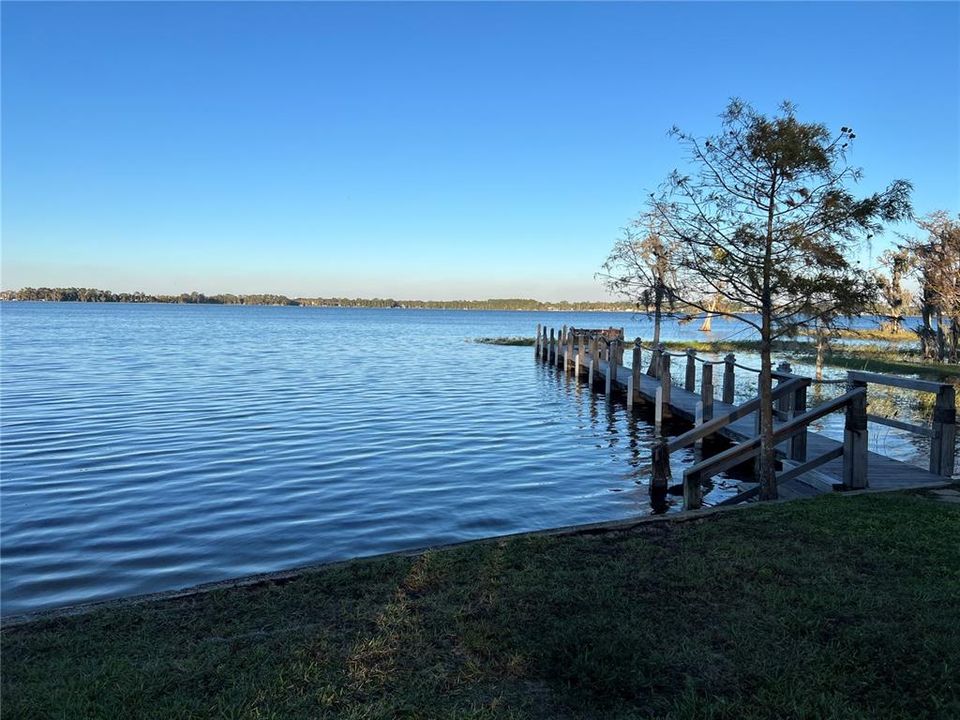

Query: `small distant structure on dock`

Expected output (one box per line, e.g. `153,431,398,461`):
533,323,956,512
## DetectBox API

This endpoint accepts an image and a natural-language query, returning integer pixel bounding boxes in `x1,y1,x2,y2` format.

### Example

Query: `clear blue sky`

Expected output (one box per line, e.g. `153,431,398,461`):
3,1,958,301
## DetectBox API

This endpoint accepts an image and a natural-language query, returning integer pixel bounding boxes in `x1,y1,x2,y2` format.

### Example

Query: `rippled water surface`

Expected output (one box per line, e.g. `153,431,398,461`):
1,303,953,615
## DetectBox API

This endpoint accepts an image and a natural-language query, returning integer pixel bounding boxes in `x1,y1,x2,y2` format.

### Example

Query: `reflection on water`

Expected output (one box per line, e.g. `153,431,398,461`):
1,303,954,615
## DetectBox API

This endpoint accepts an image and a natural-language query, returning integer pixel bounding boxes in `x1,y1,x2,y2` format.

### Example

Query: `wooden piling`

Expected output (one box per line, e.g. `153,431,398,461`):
843,380,869,489
722,354,736,404
627,375,634,408
790,375,808,462
930,385,957,477
683,469,702,511
658,348,671,413
609,340,619,388
631,340,642,406
701,364,714,421
535,324,541,358
590,338,600,388
566,333,574,372
548,328,555,365
651,438,671,509
588,359,594,387
655,386,663,430
577,333,586,371
685,349,696,392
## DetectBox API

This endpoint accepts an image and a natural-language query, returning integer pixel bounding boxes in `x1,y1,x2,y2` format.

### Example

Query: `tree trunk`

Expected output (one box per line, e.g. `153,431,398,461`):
950,316,959,364
757,328,777,500
920,301,934,359
758,172,777,501
648,291,663,375
815,327,826,382
699,295,717,332
936,309,947,362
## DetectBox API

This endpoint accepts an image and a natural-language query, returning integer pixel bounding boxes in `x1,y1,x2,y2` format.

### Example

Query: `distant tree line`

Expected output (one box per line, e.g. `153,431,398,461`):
0,288,641,312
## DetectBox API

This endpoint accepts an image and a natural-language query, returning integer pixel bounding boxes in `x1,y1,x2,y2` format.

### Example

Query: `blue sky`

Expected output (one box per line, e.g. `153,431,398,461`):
2,1,958,301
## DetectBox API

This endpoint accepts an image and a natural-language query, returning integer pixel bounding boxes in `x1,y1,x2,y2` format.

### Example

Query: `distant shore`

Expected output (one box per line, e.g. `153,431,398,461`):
0,287,639,312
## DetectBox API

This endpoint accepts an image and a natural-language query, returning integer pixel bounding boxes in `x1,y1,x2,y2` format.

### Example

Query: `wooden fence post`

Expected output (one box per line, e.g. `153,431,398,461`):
722,354,735,404
685,349,697,392
843,379,868,490
930,385,957,477
701,364,714,421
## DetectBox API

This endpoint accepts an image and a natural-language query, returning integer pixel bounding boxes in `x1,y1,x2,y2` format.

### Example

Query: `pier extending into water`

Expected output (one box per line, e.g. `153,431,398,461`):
534,324,957,511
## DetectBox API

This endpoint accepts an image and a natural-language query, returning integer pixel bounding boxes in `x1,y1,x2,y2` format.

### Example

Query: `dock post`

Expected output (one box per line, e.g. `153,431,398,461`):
590,338,600,388
694,401,704,453
655,386,663,431
574,348,580,378
790,371,807,462
534,324,541,359
577,334,586,372
930,385,957,477
685,349,697,391
566,333,574,373
683,469,702,511
658,348,671,413
627,375,634,408
609,340,619,389
701,364,714,421
651,439,670,511
722,354,736,404
631,339,642,406
842,378,869,490
548,328,555,365
775,362,793,419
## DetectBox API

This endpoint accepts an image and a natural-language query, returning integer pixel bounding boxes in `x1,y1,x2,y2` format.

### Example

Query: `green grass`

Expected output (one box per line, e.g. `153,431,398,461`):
4,493,960,719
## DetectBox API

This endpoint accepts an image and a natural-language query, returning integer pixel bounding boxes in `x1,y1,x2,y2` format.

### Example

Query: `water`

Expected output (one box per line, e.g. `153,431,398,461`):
0,303,953,615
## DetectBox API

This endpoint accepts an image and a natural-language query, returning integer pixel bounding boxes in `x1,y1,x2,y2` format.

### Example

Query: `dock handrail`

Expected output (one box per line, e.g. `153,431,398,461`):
683,386,868,509
846,371,956,477
665,376,810,454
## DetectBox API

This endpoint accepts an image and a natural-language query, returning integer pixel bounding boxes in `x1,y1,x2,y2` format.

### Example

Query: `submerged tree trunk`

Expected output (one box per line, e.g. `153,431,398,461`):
936,309,947,362
647,289,664,375
920,300,935,359
815,325,827,381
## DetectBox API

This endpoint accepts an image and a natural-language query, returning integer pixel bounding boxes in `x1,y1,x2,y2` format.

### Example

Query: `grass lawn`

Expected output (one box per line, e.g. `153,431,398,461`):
3,492,959,719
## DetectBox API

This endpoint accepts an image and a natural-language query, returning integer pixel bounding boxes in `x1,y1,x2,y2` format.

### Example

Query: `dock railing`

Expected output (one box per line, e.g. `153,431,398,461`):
533,324,958,509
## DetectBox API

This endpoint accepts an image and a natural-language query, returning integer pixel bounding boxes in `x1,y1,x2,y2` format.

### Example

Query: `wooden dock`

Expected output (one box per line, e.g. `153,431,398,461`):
534,324,957,510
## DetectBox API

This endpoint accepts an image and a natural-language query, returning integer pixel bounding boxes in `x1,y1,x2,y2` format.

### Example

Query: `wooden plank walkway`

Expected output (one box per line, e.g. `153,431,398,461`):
590,358,948,495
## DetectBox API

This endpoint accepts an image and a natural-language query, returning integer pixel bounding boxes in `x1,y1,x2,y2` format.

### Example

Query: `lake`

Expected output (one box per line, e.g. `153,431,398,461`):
0,302,949,615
